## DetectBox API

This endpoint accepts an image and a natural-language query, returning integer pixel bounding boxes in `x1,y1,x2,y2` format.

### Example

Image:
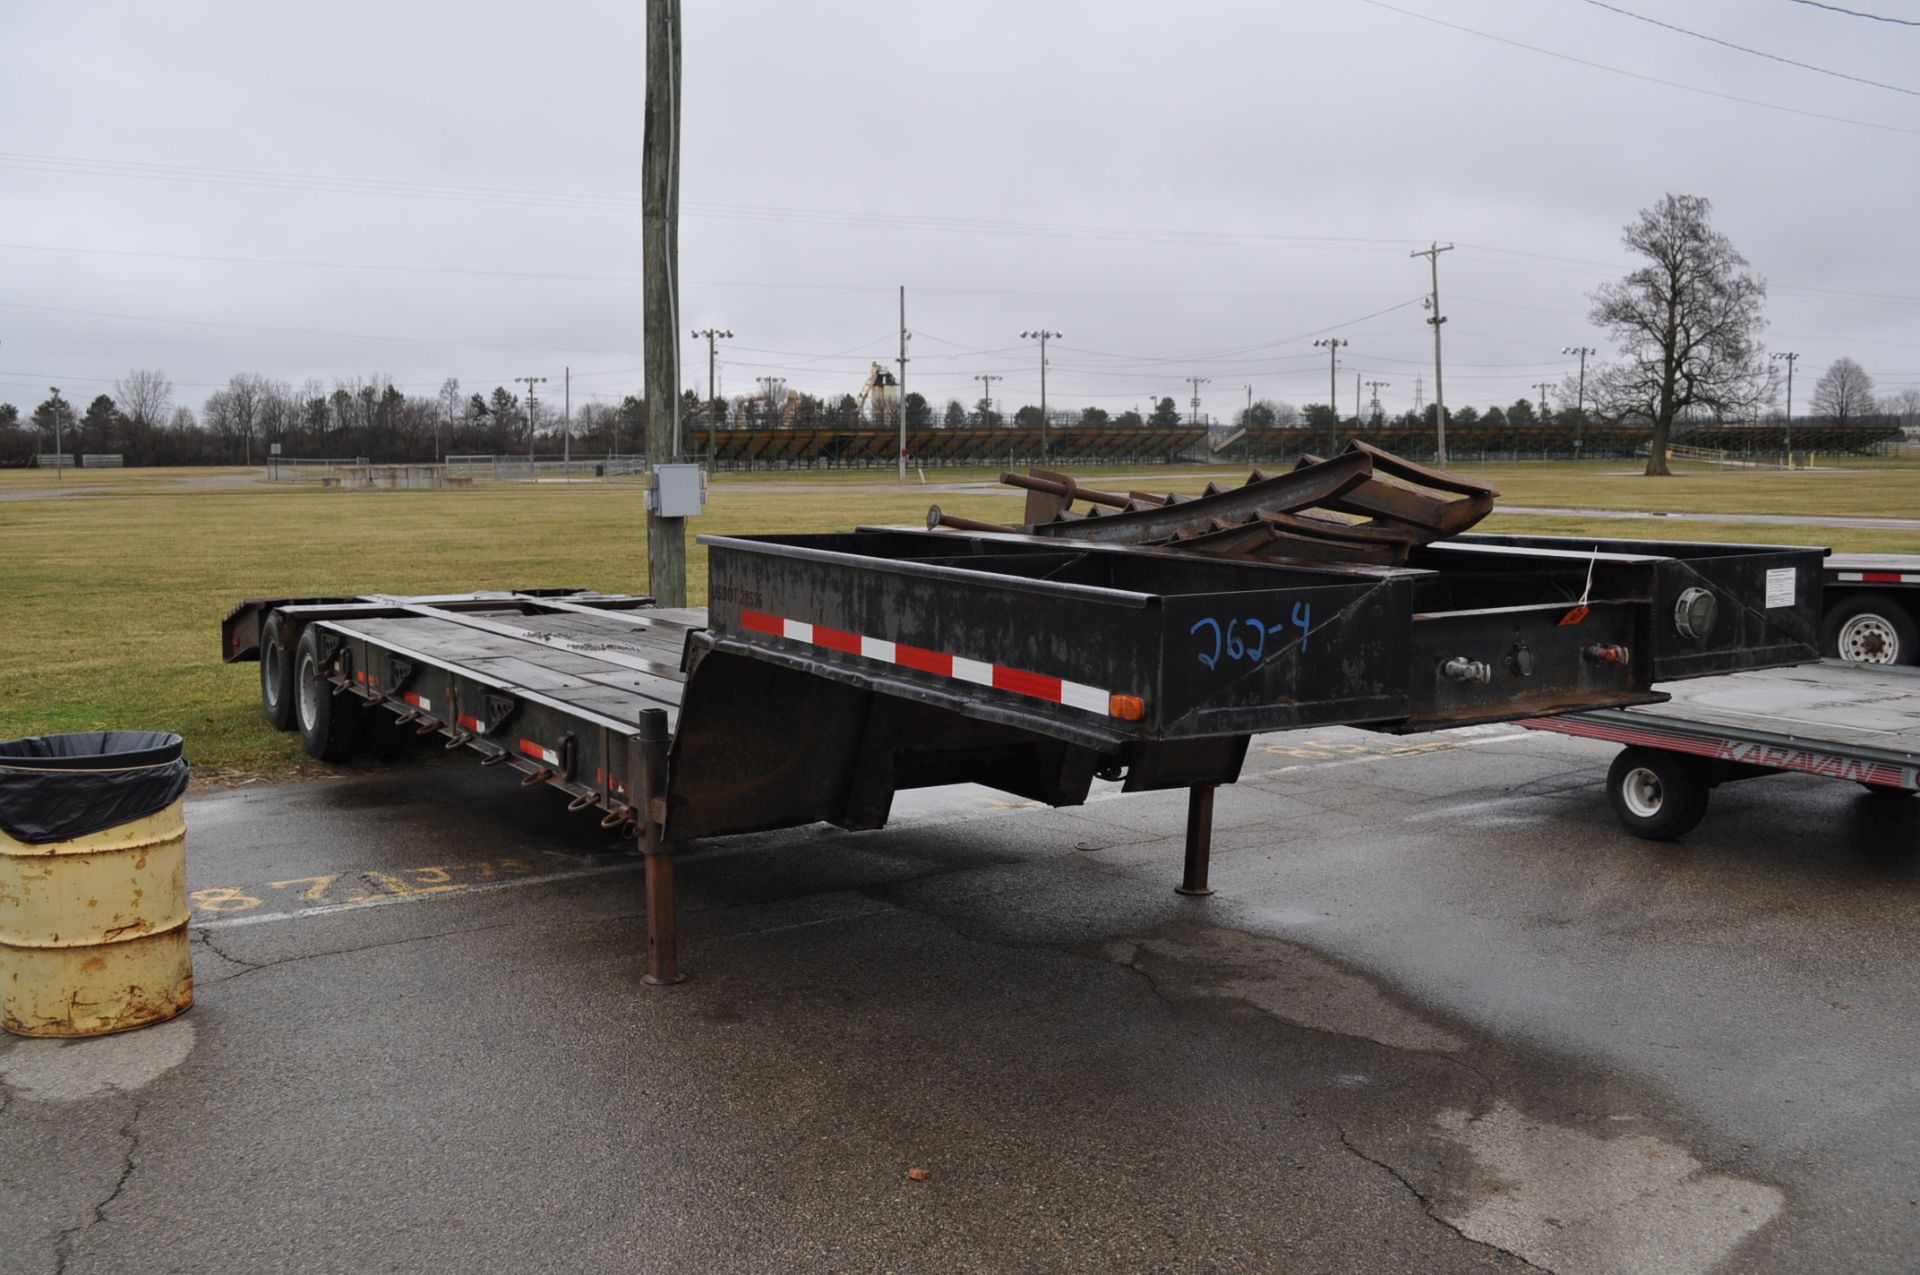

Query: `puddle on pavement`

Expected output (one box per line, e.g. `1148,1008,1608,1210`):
1105,927,1466,1054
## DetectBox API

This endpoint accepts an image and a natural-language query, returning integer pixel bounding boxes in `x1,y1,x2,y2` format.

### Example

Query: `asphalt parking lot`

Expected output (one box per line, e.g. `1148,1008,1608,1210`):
5,723,1919,1274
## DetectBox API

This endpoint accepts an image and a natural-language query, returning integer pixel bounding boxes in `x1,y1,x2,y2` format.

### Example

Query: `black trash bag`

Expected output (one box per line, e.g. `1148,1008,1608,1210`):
0,732,190,845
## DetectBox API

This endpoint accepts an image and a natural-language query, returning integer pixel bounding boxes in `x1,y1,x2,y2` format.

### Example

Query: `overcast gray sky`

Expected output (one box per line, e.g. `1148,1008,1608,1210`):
4,0,1919,422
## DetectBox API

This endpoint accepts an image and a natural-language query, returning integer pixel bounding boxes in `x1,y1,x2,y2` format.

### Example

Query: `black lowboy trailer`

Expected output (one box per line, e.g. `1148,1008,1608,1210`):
223,527,1824,983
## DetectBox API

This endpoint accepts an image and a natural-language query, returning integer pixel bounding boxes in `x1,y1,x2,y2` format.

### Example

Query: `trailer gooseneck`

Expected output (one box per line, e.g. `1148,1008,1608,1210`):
223,472,1826,983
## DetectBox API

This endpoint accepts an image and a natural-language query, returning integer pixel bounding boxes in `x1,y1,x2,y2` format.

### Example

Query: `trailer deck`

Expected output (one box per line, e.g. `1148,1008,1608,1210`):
1521,660,1920,838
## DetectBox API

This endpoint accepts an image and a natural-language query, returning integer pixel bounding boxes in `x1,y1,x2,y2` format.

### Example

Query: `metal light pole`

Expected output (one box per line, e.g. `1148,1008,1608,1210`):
691,327,732,466
1412,242,1454,466
1021,330,1061,463
47,386,65,482
1772,351,1799,465
1366,380,1392,424
1312,338,1347,454
1562,345,1596,455
974,373,1001,424
1534,382,1552,420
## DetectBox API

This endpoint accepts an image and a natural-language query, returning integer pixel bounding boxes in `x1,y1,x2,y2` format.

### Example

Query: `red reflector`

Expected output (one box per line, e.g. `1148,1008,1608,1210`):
1557,606,1590,627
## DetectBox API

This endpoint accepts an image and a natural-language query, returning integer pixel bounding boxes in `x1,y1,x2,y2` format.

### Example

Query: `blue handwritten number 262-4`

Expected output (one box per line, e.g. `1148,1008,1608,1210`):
1189,600,1312,670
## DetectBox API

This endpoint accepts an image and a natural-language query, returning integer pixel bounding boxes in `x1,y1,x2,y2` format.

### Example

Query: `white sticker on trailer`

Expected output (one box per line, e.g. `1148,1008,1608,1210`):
1765,568,1795,608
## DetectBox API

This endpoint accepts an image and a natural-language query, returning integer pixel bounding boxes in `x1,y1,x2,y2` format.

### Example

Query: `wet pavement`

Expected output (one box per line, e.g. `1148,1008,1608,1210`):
4,723,1918,1273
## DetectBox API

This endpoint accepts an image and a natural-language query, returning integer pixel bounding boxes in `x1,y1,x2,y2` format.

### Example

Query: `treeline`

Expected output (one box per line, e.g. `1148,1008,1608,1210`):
2,370,1913,469
0,372,660,468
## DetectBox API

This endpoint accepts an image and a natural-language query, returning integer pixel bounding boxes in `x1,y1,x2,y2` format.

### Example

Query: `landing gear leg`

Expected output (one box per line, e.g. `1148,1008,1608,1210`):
1177,785,1216,897
637,706,686,986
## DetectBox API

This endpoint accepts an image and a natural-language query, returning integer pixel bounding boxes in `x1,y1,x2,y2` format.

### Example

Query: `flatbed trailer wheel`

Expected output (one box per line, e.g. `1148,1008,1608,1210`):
259,614,296,731
1607,746,1709,841
1824,594,1918,666
294,626,362,762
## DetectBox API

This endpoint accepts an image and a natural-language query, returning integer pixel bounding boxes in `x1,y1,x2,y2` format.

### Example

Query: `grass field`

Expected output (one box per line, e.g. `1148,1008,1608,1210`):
2,460,1916,783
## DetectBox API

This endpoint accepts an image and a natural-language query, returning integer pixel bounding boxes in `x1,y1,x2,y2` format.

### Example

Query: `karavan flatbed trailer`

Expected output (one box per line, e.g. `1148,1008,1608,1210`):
223,522,1825,982
1520,659,1920,839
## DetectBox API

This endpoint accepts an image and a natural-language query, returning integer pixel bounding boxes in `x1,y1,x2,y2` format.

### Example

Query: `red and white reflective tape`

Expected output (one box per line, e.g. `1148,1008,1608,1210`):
517,738,561,767
740,609,1114,716
1518,715,1915,790
1832,570,1920,585
402,691,433,712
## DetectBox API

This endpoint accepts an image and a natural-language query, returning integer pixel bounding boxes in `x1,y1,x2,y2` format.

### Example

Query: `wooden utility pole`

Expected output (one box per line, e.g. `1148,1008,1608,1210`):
897,286,910,482
1412,242,1453,467
644,0,686,605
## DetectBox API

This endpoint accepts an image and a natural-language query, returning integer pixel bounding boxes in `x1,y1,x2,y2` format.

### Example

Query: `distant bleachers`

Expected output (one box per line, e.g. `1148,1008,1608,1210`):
706,425,1208,469
1222,419,1906,465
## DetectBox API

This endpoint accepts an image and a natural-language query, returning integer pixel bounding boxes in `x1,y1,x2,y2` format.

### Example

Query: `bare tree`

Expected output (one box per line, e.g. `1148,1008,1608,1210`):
222,372,267,466
1811,357,1876,423
114,369,171,466
1587,193,1774,476
1882,387,1920,428
436,377,462,461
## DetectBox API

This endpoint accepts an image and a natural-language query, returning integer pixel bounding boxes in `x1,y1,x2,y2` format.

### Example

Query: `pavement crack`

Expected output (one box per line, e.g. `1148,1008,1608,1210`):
1115,942,1195,1017
194,928,263,971
189,916,529,982
1333,1122,1552,1274
50,1095,145,1275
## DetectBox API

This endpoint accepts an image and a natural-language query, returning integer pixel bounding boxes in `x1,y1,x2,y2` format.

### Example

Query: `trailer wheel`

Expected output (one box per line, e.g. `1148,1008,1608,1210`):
1607,747,1709,841
259,614,297,731
1823,594,1917,666
294,626,361,762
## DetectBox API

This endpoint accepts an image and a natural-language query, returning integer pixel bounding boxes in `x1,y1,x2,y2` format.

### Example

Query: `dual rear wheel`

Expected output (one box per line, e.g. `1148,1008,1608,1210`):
275,622,409,762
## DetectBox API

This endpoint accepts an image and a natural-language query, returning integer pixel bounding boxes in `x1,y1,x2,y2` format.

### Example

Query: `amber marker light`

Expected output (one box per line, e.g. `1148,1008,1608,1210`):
1109,694,1146,721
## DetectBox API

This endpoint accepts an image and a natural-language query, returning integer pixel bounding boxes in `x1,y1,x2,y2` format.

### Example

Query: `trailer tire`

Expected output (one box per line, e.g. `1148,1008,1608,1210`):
294,626,361,762
1823,593,1917,666
259,614,297,731
1607,747,1709,841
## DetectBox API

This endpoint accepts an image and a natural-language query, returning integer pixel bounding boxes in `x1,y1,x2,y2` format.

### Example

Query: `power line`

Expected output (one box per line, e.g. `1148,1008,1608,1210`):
1788,0,1920,26
0,299,642,356
1356,0,1920,139
1052,298,1423,366
1576,0,1920,99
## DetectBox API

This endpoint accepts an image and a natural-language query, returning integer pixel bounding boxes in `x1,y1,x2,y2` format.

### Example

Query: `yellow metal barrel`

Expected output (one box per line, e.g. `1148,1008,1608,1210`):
0,733,193,1037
